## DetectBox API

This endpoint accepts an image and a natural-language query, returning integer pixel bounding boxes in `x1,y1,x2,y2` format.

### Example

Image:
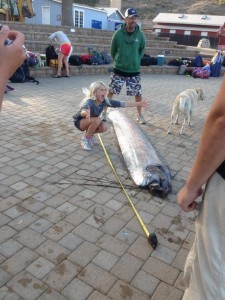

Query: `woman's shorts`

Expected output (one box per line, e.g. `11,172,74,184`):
59,43,72,56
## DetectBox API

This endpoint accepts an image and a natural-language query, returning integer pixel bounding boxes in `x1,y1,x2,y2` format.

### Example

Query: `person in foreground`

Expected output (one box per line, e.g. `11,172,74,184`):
48,31,72,78
73,81,148,151
0,25,25,110
177,75,225,300
107,8,146,124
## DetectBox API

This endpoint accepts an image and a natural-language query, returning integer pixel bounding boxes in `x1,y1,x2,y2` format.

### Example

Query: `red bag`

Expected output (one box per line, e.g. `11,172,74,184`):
80,54,93,64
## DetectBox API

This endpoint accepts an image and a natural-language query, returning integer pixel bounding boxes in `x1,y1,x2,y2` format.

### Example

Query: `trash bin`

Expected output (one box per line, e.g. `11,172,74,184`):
157,55,164,66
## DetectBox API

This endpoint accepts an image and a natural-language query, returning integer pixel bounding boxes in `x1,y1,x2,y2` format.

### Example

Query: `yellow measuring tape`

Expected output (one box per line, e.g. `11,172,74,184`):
97,133,158,249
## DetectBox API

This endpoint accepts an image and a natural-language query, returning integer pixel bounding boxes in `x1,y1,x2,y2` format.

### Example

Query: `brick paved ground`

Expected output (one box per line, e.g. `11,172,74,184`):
0,74,223,300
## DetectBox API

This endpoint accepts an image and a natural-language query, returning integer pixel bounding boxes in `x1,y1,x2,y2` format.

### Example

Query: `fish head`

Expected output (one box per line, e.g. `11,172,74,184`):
145,165,172,198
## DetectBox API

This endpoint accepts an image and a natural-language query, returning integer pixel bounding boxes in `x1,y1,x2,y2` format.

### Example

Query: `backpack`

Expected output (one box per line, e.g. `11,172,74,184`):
193,55,203,67
210,62,222,77
46,45,58,66
86,57,99,65
80,54,93,64
141,54,151,66
69,55,83,67
101,51,111,64
92,51,104,65
10,59,39,84
49,59,58,67
28,56,40,68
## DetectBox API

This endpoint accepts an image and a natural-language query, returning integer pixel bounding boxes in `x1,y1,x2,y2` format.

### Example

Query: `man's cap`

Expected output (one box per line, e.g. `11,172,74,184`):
124,8,139,18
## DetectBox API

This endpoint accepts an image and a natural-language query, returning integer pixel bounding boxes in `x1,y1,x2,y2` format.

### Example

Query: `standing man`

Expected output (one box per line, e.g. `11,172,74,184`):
48,31,72,78
177,75,225,299
107,8,146,124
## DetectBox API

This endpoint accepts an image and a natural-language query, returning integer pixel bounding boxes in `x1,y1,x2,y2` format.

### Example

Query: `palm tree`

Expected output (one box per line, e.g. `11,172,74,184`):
61,0,73,26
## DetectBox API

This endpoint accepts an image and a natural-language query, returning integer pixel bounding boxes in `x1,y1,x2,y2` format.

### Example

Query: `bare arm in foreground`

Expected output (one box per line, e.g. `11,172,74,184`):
0,25,25,110
177,75,225,211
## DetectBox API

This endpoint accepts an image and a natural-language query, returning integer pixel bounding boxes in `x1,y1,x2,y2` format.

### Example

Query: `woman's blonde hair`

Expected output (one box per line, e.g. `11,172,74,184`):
80,81,111,108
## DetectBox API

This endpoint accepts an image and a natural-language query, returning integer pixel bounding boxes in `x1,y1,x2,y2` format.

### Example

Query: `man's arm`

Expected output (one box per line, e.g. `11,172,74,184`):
177,76,225,211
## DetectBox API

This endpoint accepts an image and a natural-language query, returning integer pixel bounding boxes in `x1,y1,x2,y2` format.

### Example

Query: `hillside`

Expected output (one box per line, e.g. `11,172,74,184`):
94,0,225,28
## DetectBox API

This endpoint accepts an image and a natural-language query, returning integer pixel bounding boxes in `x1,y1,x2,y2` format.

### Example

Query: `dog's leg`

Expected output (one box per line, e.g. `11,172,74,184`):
188,111,193,127
167,110,175,134
175,114,179,125
180,117,186,134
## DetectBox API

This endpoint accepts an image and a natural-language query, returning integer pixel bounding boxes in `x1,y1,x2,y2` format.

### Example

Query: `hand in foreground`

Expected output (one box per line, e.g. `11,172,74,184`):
177,185,203,212
0,25,25,80
140,99,149,108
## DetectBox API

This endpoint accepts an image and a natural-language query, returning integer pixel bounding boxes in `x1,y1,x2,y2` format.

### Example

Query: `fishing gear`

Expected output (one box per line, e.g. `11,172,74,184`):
97,133,158,249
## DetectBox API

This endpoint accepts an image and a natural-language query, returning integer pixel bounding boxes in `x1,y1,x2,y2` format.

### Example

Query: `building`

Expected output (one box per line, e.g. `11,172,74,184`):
153,13,225,49
26,0,124,30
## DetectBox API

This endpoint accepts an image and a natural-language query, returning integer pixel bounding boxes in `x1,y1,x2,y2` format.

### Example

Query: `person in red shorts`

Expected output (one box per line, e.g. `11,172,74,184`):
48,31,72,78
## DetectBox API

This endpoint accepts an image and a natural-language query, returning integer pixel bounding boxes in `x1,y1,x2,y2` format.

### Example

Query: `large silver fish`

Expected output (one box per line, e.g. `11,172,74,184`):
108,110,172,198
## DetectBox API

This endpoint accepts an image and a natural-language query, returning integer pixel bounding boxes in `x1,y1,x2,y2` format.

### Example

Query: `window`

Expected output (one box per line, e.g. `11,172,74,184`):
170,29,176,34
184,31,191,35
155,29,161,33
201,32,208,36
74,10,84,28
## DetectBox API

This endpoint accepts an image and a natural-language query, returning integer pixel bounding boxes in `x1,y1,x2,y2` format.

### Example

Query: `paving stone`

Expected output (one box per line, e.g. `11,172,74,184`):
87,291,112,300
128,236,154,261
37,207,65,223
68,241,101,268
7,271,47,300
58,232,84,251
1,248,38,275
43,260,81,291
96,234,129,257
172,247,189,271
108,280,149,300
132,270,160,296
43,220,74,242
26,257,55,279
8,212,39,231
62,278,93,300
0,286,21,300
78,263,117,294
0,239,23,258
64,207,91,226
92,250,119,271
116,228,139,245
0,268,12,288
151,243,177,265
151,282,183,300
111,253,143,282
36,240,70,264
142,257,180,285
29,218,53,233
20,198,46,213
0,226,17,244
72,222,104,243
100,217,126,236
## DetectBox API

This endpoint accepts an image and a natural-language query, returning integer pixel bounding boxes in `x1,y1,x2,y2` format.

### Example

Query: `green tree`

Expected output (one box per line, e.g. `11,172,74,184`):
61,0,73,26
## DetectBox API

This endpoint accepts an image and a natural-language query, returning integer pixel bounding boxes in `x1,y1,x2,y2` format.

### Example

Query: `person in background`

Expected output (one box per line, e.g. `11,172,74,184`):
48,31,72,78
177,75,225,299
0,25,25,110
73,81,148,151
107,7,146,124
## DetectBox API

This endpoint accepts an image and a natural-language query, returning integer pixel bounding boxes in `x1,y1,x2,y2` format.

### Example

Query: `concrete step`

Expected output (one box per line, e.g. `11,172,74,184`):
29,63,180,79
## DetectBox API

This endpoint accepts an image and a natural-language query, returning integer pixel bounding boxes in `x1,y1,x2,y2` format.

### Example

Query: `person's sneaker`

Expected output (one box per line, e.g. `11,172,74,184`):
91,135,98,145
136,114,146,124
81,136,92,151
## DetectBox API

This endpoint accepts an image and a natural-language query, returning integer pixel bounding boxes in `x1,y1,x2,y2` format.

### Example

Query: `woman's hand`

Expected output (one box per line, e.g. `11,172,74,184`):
0,25,25,80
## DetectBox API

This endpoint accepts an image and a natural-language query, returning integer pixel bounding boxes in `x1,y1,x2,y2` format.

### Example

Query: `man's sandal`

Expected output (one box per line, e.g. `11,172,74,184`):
54,74,61,78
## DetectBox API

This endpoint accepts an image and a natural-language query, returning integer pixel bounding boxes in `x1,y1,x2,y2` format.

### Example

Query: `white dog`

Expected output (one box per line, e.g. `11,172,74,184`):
167,88,205,134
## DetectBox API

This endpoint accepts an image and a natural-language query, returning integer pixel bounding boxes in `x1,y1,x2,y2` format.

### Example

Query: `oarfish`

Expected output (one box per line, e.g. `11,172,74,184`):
108,110,172,198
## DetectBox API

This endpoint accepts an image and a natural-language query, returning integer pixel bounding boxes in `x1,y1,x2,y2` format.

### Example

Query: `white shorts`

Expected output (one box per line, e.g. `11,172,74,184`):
183,172,225,300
